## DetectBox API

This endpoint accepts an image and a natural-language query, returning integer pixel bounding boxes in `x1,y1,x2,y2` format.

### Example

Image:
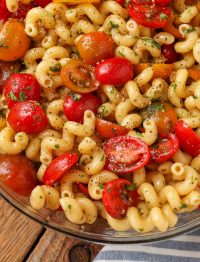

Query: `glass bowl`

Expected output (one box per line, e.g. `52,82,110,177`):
1,182,200,244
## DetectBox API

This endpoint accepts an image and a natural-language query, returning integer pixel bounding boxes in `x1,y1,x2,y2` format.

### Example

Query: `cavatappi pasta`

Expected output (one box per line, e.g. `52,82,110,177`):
0,0,199,234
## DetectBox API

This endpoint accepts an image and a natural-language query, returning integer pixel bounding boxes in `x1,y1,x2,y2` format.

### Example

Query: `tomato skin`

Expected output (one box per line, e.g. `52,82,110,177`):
61,59,99,94
4,74,41,109
175,120,200,157
43,153,79,186
0,0,11,23
131,0,171,5
0,155,37,196
63,93,101,123
0,62,20,93
12,2,36,19
150,134,179,163
162,44,178,64
34,0,51,7
102,178,139,218
128,3,170,29
95,117,129,139
76,32,115,65
0,19,30,61
140,102,177,137
8,101,48,134
95,58,134,86
76,183,89,196
103,136,150,174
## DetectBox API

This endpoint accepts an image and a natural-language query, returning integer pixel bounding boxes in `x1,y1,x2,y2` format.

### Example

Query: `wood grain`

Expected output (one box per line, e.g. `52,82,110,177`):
0,197,43,262
27,230,103,262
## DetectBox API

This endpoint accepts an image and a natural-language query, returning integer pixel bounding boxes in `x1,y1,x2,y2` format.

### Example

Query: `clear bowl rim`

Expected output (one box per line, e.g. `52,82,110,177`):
1,187,200,244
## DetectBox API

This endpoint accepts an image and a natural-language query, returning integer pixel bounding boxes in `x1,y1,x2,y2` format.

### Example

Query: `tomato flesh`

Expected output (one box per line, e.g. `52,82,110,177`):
150,134,179,163
0,155,37,196
12,2,36,19
128,3,170,29
0,0,11,23
76,182,89,196
95,117,129,139
140,102,177,137
61,59,99,94
175,120,200,157
34,0,51,7
131,0,171,5
43,153,79,186
8,101,48,134
64,93,101,123
4,73,41,109
76,32,115,65
95,57,134,86
162,44,178,64
102,178,139,218
103,135,150,174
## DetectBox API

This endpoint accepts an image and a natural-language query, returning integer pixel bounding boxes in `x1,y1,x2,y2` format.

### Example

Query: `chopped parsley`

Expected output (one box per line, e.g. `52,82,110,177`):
19,91,27,101
126,183,136,191
139,228,144,232
100,155,105,161
98,184,104,190
9,91,18,101
54,144,60,149
70,92,81,101
118,50,125,57
50,64,61,72
171,83,177,90
26,86,31,91
0,109,4,117
110,21,119,29
180,203,188,209
0,42,8,48
68,204,72,209
160,13,169,20
142,38,161,50
149,103,164,114
183,27,195,34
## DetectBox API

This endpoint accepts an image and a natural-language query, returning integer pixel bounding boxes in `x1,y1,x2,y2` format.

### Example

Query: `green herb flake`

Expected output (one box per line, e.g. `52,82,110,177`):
180,203,188,209
50,64,61,72
142,38,161,50
26,86,31,90
54,144,60,149
139,228,144,232
160,13,168,20
110,21,119,29
98,184,104,190
68,204,72,209
9,91,18,101
100,155,105,161
0,42,9,48
0,109,4,117
118,50,125,57
183,27,196,34
127,183,136,191
70,92,81,101
19,91,27,101
136,132,144,137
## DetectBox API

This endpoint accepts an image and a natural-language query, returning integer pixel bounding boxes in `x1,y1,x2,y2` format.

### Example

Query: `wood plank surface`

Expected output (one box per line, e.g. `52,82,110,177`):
0,197,43,262
0,197,103,262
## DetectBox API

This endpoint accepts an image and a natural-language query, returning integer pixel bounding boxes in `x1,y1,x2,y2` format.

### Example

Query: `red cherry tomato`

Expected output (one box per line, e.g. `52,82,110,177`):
162,44,178,64
4,73,41,109
127,3,170,28
12,2,36,19
175,120,200,157
95,58,134,86
116,0,125,5
0,155,37,196
8,101,48,134
34,0,51,7
76,183,89,196
76,32,115,65
103,136,150,174
102,178,139,218
95,117,129,139
131,0,171,6
150,134,179,163
63,93,101,123
43,153,79,186
0,0,11,23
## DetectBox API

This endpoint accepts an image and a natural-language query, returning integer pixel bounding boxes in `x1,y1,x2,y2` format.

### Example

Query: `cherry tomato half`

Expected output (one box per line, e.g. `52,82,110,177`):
95,58,134,86
140,102,177,137
162,44,178,64
131,0,171,5
34,0,51,7
61,59,100,94
0,19,30,61
8,101,48,134
127,3,171,29
64,93,101,123
175,120,200,157
0,61,20,93
103,135,150,174
0,155,37,196
95,117,129,139
43,153,79,186
0,0,11,23
12,2,36,19
4,73,41,109
150,134,179,163
76,32,115,65
102,178,139,218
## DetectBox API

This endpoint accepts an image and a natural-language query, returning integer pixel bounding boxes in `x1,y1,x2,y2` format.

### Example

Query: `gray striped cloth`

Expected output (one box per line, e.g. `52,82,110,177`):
94,228,200,261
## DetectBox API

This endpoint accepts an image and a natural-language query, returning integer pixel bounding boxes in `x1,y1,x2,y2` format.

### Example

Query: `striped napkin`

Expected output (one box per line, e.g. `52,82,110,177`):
94,228,200,262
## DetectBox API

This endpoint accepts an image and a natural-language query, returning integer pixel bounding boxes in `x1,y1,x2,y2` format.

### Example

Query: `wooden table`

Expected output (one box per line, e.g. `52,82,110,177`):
0,197,103,262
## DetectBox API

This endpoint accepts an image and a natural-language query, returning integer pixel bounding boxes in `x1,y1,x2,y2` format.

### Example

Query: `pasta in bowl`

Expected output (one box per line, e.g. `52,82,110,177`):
0,0,200,243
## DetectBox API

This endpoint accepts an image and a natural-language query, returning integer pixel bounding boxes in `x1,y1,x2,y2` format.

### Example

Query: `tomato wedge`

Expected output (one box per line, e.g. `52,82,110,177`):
61,59,100,94
150,134,179,163
95,117,129,139
76,182,89,196
175,120,200,157
131,0,171,5
188,68,200,81
127,3,171,29
134,63,174,80
102,178,139,218
103,136,150,174
43,153,79,185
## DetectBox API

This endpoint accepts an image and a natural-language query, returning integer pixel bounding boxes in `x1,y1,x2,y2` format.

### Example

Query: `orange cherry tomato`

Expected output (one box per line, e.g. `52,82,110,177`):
61,59,100,94
134,63,174,80
76,32,115,65
0,19,30,61
140,102,177,137
188,68,200,81
163,14,182,39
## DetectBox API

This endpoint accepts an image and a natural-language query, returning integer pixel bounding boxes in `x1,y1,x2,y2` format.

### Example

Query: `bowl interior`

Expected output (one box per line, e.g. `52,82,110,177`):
1,182,199,244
